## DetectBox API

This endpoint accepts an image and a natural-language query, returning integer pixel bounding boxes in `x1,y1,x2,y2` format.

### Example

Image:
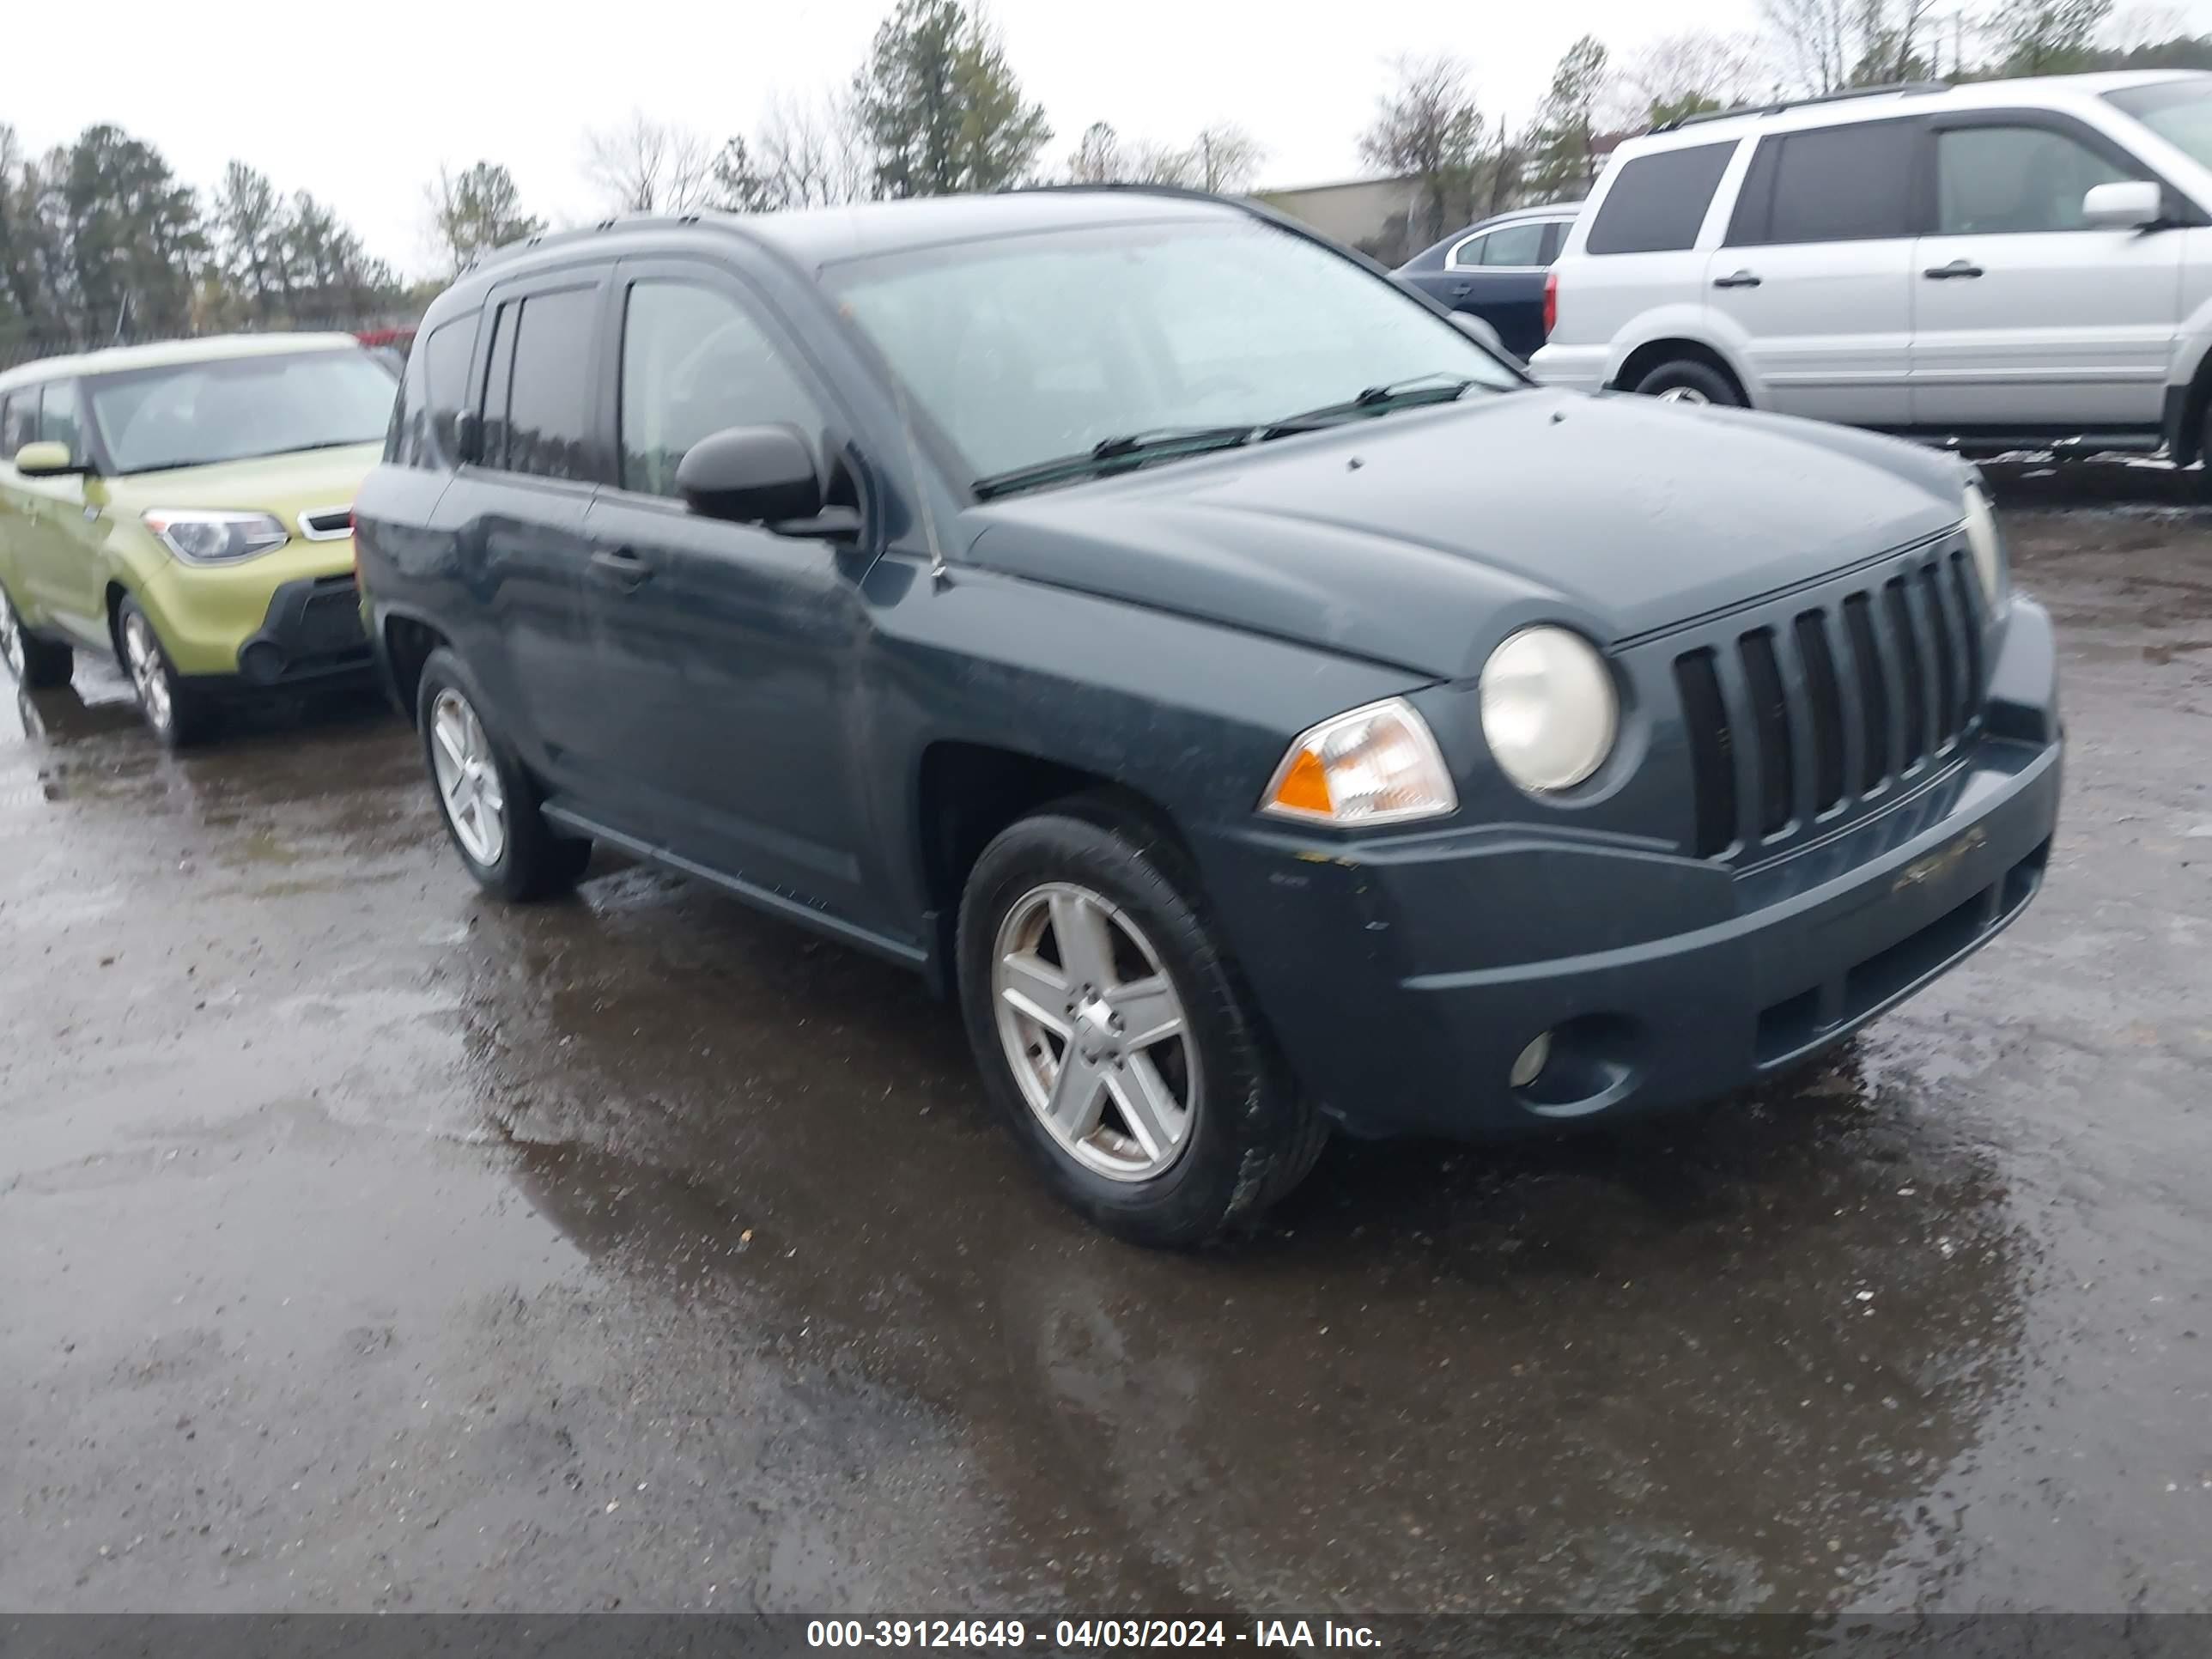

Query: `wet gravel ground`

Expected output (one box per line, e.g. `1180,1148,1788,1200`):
2,472,2208,1615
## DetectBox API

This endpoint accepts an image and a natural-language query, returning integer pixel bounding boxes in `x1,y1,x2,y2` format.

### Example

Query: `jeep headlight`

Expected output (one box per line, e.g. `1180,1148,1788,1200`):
142,509,290,565
1260,697,1457,825
1480,626,1618,794
1961,481,2005,605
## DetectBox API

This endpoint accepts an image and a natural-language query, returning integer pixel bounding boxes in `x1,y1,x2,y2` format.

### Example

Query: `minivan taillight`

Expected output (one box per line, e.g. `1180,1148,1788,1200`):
1543,269,1558,337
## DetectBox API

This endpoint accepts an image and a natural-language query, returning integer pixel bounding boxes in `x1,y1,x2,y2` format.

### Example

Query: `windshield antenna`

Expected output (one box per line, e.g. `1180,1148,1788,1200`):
886,370,949,588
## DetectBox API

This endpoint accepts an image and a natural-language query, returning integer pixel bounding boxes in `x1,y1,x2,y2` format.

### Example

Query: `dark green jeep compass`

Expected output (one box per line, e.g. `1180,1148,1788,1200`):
354,188,2061,1248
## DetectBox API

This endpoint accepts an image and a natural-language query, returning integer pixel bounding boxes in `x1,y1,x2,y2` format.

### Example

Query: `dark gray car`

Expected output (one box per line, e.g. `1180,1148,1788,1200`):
354,189,2062,1248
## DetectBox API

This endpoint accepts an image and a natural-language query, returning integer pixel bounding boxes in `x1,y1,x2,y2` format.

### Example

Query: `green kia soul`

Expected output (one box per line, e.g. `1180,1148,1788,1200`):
0,334,397,745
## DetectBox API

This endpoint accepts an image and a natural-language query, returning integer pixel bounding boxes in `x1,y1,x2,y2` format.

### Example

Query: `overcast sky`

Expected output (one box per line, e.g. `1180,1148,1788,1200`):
17,0,2212,277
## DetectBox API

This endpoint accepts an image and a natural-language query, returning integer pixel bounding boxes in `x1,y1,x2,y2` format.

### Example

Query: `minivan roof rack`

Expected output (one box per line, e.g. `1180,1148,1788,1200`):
1655,80,1949,133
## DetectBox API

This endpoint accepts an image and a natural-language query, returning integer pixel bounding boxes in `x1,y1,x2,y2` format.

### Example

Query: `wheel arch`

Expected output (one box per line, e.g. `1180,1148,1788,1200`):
380,610,453,726
1602,307,1760,404
911,738,1193,998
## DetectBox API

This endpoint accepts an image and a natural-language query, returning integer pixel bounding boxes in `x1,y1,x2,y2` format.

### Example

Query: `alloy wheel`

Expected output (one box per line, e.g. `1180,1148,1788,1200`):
992,880,1199,1182
429,688,507,866
0,591,21,682
1656,386,1711,405
123,611,173,733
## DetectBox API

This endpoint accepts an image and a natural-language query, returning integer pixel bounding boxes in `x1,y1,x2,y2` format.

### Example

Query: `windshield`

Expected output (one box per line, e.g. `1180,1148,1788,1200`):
88,349,398,475
827,219,1521,488
2106,80,2212,172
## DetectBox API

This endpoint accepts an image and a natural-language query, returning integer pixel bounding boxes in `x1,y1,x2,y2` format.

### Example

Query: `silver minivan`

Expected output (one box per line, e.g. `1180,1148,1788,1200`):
1532,72,2212,464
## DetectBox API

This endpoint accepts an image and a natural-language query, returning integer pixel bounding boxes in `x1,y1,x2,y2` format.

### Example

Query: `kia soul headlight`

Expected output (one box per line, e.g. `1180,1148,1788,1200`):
143,509,290,565
1480,626,1619,795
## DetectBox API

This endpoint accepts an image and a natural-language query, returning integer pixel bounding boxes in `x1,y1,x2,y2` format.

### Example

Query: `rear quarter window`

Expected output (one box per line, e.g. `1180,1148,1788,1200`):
1585,142,1737,255
390,313,479,468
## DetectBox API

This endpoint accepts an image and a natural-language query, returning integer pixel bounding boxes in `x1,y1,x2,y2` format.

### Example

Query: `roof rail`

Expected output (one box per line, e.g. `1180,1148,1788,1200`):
463,213,702,276
1655,79,1949,133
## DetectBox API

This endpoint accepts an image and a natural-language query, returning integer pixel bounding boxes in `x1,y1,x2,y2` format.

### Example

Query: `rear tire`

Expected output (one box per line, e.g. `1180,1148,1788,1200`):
416,647,591,902
1629,357,1742,407
0,584,72,690
956,797,1322,1249
118,597,216,748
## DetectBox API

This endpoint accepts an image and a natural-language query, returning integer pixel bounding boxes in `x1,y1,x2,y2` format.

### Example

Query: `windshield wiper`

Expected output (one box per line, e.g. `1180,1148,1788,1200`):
973,425,1258,501
1259,373,1480,439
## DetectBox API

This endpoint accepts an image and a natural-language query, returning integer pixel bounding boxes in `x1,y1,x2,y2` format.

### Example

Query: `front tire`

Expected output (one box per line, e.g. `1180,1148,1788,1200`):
416,647,591,902
956,799,1323,1249
118,598,216,748
0,584,73,690
1629,356,1742,407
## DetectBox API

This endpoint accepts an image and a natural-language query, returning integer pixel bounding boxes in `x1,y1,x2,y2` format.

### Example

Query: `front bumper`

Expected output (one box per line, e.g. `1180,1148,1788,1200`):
174,574,375,696
1196,601,2063,1139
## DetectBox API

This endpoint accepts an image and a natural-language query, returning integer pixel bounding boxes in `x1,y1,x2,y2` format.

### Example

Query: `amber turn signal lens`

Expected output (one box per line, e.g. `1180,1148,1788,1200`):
1259,698,1457,826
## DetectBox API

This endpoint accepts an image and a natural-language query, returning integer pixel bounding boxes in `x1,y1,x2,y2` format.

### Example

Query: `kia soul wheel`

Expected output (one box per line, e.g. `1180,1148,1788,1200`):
957,801,1324,1249
1,585,73,690
118,598,213,747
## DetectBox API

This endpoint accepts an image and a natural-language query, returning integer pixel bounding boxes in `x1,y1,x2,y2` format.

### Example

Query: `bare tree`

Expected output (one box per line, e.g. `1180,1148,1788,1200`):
1626,31,1765,125
1759,0,1856,91
754,91,873,209
1987,0,2115,71
1358,55,1486,246
1192,124,1267,192
582,110,718,215
1761,0,1945,92
1067,122,1125,183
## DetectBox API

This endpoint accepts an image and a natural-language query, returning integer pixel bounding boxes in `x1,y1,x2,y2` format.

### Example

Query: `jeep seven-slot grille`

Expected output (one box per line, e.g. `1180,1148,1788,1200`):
1674,548,1985,860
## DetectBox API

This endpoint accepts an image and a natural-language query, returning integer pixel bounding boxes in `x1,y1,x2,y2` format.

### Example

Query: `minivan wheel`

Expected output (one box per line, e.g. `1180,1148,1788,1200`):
1631,358,1741,407
118,598,215,747
957,800,1324,1249
1,585,72,690
416,647,592,902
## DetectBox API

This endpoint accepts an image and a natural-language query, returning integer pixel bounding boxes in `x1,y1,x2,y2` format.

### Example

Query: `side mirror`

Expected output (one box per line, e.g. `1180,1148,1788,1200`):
1447,309,1522,368
2083,179,2164,230
676,425,823,525
453,410,483,466
14,441,91,478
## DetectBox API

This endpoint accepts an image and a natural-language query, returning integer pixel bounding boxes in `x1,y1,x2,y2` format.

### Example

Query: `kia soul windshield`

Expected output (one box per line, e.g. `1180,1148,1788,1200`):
88,349,398,475
830,221,1520,490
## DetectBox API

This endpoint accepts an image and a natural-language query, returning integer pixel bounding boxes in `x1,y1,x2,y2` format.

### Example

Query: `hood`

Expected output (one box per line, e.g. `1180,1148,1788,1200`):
100,443,382,538
963,390,1968,680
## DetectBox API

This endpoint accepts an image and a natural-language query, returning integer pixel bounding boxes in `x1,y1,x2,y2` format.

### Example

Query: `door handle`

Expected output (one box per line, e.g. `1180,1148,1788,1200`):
1923,259,1984,280
1712,270,1762,289
589,546,653,589
1449,281,1473,297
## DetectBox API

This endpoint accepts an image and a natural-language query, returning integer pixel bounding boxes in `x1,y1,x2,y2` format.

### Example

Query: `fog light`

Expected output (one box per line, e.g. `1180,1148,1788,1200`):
239,640,287,684
1510,1030,1552,1089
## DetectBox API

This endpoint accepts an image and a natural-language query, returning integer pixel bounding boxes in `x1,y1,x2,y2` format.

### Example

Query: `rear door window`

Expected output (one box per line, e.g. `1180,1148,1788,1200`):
478,302,518,469
1584,142,1735,254
1731,124,1917,245
1477,222,1546,266
500,288,599,482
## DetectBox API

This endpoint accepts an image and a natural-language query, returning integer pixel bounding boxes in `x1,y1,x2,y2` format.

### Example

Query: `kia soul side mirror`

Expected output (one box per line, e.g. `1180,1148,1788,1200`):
13,441,94,477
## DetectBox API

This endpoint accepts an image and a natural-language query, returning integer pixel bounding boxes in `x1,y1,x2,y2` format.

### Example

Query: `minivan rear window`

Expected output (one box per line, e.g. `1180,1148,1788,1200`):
1584,142,1736,255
